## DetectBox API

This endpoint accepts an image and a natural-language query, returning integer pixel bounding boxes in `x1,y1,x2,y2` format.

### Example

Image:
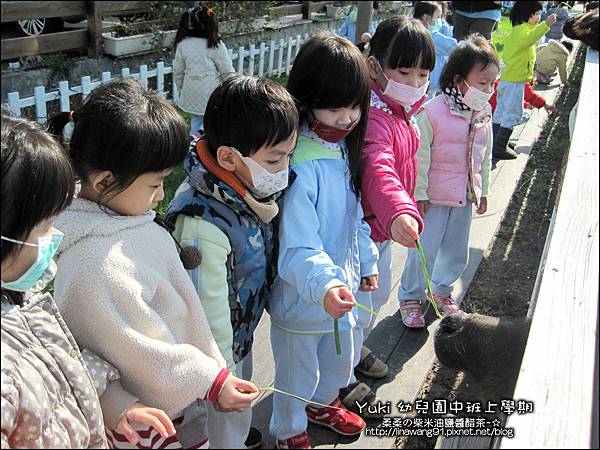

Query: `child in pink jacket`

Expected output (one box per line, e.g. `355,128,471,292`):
399,36,499,326
353,16,433,377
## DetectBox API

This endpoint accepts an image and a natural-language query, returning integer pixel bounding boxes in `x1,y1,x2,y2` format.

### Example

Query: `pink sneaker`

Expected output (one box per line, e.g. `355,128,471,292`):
430,292,460,315
399,300,425,328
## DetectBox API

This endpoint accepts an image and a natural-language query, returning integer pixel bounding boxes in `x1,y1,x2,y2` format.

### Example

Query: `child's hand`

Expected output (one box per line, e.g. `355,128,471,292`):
476,197,488,215
215,376,260,413
324,286,356,319
545,13,557,26
117,403,175,445
544,103,556,113
417,200,430,218
359,275,379,292
391,214,420,248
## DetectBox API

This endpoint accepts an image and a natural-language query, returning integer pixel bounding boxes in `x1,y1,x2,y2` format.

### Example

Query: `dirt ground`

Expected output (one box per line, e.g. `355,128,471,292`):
395,45,587,449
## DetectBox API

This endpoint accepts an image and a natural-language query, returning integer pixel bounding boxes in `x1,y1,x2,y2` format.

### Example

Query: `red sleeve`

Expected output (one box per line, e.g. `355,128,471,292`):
489,79,499,114
204,368,230,402
524,83,546,109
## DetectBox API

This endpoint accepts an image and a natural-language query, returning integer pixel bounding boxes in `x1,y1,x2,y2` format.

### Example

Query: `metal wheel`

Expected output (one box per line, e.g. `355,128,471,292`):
17,18,47,36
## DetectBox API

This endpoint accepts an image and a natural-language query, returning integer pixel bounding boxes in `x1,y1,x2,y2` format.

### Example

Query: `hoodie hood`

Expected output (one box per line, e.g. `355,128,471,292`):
55,197,156,258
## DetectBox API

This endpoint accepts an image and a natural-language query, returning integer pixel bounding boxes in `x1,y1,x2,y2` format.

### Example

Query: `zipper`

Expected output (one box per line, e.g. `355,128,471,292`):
466,114,479,207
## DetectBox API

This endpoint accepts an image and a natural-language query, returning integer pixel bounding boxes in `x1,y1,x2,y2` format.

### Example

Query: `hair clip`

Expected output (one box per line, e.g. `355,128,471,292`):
207,7,215,16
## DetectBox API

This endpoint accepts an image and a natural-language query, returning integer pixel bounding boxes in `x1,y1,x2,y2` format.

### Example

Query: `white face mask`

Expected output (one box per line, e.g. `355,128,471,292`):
462,81,493,111
377,60,429,108
232,148,289,199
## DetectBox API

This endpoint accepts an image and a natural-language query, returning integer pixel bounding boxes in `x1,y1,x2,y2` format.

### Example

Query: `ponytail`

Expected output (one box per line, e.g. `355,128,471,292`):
174,6,221,51
47,111,74,146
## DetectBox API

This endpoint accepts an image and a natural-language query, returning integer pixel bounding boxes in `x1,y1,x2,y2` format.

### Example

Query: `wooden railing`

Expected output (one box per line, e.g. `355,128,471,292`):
500,47,599,449
0,1,353,61
0,1,150,60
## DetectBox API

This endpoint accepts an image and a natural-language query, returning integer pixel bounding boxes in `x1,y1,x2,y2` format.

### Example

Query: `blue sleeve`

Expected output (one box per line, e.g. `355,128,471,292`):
357,204,379,277
339,17,350,38
277,162,348,305
438,33,458,55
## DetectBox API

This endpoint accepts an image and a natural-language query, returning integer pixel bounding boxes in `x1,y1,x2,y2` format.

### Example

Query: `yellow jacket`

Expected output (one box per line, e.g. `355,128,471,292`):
501,21,551,82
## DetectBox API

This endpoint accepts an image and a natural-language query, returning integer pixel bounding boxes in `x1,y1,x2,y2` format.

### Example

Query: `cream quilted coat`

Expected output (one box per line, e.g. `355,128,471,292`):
174,37,235,116
1,292,137,449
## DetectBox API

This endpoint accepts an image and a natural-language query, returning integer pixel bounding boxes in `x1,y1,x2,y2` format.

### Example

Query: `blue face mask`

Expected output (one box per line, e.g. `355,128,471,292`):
1,231,63,292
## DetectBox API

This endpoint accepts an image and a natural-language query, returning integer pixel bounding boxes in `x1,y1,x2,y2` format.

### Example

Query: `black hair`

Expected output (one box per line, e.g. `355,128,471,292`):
510,1,543,26
1,113,75,263
47,77,188,205
203,74,299,157
369,15,436,71
413,1,442,20
287,32,371,195
439,34,499,92
561,40,574,52
175,6,221,50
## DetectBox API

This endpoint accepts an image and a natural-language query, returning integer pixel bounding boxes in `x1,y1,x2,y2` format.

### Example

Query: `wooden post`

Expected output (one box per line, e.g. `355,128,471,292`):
302,1,313,20
356,1,374,45
87,1,102,58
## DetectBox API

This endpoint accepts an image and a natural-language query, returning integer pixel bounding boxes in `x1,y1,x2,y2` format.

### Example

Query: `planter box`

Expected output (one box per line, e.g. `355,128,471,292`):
103,30,176,57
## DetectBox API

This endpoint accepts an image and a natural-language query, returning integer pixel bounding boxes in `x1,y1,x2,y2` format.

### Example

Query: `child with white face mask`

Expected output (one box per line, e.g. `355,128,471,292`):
166,75,299,449
399,35,499,323
360,16,434,331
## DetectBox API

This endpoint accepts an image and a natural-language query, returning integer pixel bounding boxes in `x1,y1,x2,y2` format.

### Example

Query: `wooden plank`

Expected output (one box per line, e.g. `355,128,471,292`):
1,1,87,22
87,0,102,58
269,1,330,18
501,48,599,449
302,1,313,20
97,1,148,15
1,30,88,60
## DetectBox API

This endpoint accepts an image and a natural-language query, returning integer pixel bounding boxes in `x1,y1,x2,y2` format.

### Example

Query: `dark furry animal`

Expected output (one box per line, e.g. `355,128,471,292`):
434,312,531,388
563,8,599,51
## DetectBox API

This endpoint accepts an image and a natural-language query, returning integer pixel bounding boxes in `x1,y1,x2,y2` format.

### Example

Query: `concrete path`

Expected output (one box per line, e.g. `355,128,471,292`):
247,46,577,449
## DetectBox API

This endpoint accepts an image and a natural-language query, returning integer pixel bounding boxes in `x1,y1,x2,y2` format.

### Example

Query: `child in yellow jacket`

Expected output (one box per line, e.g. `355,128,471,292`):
492,1,556,160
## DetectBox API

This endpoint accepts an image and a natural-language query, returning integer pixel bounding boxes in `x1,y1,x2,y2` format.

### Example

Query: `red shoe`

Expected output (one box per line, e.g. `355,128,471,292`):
306,398,366,436
276,431,312,449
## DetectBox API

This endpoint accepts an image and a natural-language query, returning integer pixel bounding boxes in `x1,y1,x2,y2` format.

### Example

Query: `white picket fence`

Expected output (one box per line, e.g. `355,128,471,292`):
5,33,311,124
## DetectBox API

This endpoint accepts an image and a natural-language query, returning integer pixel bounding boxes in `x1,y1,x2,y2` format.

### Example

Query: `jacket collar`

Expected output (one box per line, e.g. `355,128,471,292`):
441,92,492,125
188,139,280,224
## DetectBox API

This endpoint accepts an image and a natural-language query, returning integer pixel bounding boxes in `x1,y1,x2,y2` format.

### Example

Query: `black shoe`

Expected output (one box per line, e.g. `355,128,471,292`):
245,427,262,449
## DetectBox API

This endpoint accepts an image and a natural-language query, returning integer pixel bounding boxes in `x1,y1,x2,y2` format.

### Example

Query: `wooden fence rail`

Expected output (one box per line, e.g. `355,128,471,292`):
0,1,351,61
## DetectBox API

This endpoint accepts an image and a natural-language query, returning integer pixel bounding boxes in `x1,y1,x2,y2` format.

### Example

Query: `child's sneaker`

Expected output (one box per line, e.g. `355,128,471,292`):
276,431,312,449
430,292,460,315
355,345,388,379
399,300,425,328
306,398,366,436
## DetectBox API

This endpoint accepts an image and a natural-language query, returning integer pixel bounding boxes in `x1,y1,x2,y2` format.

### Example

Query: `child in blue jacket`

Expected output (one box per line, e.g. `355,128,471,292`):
268,32,379,449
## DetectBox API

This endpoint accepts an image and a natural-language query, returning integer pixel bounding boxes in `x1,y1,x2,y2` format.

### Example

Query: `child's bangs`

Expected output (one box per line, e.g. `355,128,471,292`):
387,24,435,71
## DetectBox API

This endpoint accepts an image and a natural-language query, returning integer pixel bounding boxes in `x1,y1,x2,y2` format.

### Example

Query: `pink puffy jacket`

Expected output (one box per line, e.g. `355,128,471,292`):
360,81,425,243
420,94,492,208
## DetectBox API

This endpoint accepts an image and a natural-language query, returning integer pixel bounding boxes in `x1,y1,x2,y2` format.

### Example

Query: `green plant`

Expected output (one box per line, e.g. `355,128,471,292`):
18,53,73,83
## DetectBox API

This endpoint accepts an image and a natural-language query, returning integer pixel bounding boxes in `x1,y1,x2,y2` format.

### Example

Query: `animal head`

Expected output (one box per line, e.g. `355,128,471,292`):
563,8,599,51
434,312,531,384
